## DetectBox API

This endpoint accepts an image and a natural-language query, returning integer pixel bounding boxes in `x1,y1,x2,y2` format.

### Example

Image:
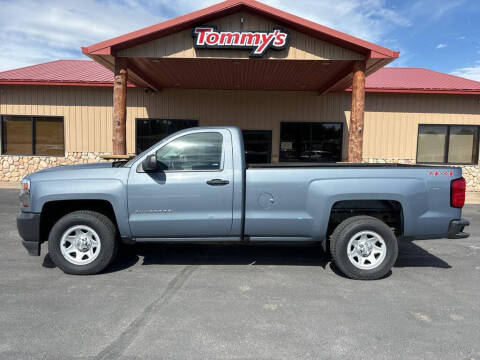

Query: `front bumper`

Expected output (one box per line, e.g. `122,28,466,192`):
447,218,470,239
17,212,41,256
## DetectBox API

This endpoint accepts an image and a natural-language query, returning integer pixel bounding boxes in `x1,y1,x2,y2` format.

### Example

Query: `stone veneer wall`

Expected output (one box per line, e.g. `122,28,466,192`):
0,153,111,183
364,158,480,192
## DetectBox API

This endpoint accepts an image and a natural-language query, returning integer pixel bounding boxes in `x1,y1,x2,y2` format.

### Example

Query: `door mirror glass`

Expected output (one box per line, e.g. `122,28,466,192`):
142,154,158,172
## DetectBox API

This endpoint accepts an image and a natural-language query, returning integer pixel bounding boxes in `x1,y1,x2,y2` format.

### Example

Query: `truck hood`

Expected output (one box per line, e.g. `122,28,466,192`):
23,161,131,183
35,162,115,174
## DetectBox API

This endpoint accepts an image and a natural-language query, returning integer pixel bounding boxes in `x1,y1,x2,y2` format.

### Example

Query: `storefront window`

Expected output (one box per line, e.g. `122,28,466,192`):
35,118,65,156
279,122,343,162
417,125,479,164
448,126,478,164
242,130,272,164
1,115,64,156
136,119,198,154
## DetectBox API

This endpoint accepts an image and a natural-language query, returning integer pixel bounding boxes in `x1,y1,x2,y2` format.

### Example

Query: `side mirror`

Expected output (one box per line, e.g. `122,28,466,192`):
142,154,157,172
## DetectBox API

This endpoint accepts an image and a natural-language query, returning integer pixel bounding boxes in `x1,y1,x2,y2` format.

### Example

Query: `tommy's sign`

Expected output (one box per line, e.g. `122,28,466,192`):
193,27,289,57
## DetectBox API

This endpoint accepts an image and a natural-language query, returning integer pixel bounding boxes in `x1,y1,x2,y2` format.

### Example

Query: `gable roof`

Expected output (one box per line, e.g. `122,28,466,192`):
1,60,480,95
81,0,398,59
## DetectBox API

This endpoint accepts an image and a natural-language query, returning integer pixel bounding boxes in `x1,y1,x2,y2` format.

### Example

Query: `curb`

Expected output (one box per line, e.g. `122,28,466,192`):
0,182,20,189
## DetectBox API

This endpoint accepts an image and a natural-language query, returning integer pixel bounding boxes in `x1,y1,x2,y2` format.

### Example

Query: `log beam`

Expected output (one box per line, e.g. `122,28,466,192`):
113,58,127,155
347,61,366,163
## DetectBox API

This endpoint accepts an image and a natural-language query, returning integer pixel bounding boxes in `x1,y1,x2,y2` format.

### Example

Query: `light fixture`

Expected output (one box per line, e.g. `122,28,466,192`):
151,59,161,63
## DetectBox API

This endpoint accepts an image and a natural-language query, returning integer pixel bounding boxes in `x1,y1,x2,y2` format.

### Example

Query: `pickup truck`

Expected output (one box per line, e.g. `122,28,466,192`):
17,126,469,280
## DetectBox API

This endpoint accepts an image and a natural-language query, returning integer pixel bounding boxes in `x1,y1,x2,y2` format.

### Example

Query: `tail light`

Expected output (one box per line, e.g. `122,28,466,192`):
451,177,466,208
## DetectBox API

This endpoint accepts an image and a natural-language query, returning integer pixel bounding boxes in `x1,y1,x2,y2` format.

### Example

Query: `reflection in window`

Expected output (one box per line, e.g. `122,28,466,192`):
155,132,223,171
242,130,272,164
280,122,343,162
1,115,64,156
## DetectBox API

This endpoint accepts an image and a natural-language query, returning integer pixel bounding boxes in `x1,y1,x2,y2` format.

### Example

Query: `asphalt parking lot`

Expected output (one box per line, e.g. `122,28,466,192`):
0,189,479,360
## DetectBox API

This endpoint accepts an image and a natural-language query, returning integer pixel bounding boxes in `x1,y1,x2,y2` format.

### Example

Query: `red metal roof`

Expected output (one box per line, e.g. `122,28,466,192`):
364,67,480,94
0,60,118,87
1,60,480,94
82,0,398,59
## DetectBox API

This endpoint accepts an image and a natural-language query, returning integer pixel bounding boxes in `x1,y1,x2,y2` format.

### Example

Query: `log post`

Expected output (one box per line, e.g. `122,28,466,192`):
113,57,127,155
347,60,366,163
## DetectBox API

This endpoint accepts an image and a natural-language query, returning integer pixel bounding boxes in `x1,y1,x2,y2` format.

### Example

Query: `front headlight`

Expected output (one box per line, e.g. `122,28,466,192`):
19,178,31,208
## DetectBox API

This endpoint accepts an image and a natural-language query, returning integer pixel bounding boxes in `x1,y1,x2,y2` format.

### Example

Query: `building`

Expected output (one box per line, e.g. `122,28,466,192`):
1,0,480,190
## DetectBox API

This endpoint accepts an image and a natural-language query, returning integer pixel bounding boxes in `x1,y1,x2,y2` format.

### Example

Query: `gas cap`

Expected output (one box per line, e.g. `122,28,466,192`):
258,192,275,209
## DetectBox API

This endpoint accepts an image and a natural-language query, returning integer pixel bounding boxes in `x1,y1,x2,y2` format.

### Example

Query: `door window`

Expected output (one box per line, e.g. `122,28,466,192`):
155,132,223,171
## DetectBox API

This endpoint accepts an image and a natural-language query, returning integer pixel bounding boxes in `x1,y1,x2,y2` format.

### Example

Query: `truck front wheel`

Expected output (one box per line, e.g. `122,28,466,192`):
48,211,118,275
329,216,398,280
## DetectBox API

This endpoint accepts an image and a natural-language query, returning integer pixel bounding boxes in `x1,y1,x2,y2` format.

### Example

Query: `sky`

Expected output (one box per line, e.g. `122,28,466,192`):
0,0,479,81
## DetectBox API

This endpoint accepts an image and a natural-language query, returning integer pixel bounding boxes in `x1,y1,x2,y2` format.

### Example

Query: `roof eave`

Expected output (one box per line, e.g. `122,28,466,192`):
0,80,136,88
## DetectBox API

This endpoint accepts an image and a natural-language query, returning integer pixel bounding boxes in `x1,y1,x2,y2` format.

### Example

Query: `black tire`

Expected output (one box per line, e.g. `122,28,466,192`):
48,210,118,275
329,215,398,280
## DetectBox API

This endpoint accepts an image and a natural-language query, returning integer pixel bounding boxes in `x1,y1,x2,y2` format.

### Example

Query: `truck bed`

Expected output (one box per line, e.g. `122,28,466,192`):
247,162,446,169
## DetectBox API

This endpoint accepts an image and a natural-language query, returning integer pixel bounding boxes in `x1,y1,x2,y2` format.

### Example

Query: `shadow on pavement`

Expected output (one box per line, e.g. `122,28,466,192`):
395,239,451,269
42,239,451,273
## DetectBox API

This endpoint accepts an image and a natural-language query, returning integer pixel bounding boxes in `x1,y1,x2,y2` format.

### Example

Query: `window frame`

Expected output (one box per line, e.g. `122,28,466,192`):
1,115,65,157
416,124,480,165
279,121,344,163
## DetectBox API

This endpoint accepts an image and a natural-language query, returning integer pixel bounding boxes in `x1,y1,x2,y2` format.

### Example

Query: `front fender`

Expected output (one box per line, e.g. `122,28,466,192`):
31,179,130,238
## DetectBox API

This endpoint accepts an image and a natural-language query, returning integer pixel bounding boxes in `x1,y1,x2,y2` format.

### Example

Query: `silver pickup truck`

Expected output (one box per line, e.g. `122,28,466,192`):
17,126,469,280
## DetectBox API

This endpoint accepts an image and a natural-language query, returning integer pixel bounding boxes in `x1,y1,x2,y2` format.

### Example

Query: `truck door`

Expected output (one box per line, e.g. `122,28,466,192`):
127,129,234,238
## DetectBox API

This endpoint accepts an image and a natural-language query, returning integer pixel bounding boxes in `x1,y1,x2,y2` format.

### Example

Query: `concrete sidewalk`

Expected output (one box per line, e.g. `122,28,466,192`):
466,191,480,204
0,182,19,189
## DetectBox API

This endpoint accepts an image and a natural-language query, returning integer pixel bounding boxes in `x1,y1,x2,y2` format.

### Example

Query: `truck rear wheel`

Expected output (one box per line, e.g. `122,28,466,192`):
329,216,398,280
48,211,118,275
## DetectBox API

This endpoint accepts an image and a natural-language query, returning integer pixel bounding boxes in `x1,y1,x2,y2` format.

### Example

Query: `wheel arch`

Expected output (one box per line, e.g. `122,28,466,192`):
39,199,120,243
321,198,404,251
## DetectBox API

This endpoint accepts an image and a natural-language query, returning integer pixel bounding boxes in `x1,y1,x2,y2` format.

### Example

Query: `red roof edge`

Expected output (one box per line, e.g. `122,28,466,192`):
82,0,399,59
362,88,480,95
0,80,135,88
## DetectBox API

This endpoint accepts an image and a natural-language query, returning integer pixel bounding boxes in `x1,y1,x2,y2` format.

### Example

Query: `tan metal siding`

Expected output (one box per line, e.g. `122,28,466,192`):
1,86,479,162
125,89,351,158
118,12,365,61
0,86,113,153
363,93,480,160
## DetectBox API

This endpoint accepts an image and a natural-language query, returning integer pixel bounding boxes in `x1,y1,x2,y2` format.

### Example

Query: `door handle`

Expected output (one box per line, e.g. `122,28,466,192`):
206,179,230,186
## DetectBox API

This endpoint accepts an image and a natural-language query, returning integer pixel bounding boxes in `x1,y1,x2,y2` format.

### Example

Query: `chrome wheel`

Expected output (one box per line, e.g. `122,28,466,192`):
60,225,101,265
347,231,387,270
